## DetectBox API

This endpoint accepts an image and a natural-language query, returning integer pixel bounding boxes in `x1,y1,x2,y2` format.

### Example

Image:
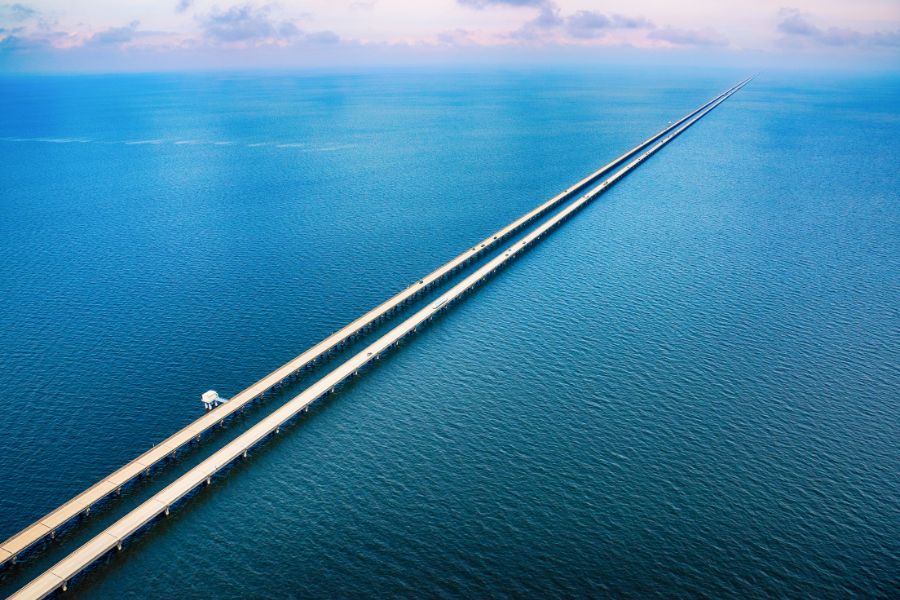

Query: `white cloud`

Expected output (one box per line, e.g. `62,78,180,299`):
777,8,900,48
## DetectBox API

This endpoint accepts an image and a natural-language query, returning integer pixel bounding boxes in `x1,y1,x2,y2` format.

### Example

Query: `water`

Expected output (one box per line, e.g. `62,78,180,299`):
0,68,897,598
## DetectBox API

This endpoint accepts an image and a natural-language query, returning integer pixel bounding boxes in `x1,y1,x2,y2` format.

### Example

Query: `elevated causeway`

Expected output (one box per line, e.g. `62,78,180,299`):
5,77,751,599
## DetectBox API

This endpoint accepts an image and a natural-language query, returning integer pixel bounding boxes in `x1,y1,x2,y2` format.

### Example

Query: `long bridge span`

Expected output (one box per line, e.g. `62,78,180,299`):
5,77,750,599
0,76,745,573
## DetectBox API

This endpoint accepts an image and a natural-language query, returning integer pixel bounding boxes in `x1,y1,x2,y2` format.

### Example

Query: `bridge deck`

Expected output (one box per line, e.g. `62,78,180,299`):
8,77,750,599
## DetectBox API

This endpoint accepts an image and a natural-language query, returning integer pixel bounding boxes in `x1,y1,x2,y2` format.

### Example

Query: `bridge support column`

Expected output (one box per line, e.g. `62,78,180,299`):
165,506,170,516
116,541,122,551
206,477,211,486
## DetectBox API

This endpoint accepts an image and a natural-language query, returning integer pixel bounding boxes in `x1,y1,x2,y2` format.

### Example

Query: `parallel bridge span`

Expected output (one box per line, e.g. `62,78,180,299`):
8,76,750,599
0,77,746,573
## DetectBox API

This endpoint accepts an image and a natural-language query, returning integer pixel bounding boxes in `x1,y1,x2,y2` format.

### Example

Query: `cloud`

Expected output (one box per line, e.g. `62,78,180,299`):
0,3,36,22
508,3,655,43
199,4,300,43
0,27,68,54
436,28,475,46
277,20,300,38
175,0,193,14
565,11,653,39
463,0,655,43
612,15,653,29
777,8,900,48
306,30,340,44
532,4,562,28
648,27,728,47
0,19,172,54
777,10,818,36
867,30,900,47
507,3,561,40
0,33,36,51
194,4,340,47
88,20,140,46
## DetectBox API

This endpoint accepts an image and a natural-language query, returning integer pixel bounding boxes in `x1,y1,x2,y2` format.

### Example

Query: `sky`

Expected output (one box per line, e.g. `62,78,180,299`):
1,0,899,72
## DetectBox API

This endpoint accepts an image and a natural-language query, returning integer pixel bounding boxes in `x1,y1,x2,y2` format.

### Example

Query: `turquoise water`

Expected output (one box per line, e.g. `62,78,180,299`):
0,69,897,597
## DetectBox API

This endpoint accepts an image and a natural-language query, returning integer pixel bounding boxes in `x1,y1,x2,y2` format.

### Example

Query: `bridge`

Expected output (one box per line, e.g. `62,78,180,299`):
4,77,750,599
0,75,745,574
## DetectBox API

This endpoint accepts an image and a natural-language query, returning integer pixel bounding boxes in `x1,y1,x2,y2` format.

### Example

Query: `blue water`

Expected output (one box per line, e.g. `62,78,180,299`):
0,69,897,598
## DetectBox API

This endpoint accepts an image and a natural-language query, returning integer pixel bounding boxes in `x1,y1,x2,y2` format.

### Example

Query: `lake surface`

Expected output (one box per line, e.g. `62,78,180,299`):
0,68,897,598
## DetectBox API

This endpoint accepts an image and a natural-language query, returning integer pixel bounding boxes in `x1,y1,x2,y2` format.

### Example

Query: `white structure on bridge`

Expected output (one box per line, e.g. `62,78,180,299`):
201,390,227,410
